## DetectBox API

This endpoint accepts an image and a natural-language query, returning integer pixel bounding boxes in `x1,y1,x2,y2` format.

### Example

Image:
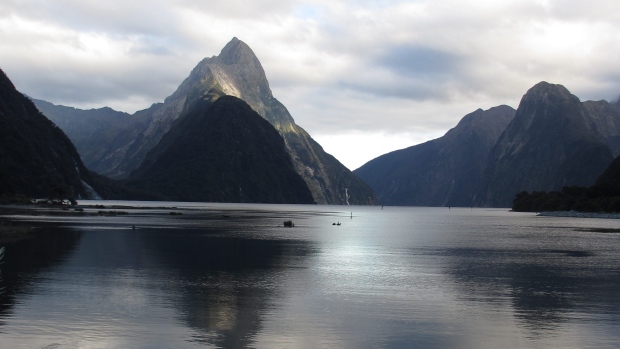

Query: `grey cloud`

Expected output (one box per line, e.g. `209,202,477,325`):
175,0,302,19
338,79,454,102
1,0,174,36
377,45,464,76
7,56,189,112
127,36,176,56
3,0,620,167
315,45,470,103
546,0,620,22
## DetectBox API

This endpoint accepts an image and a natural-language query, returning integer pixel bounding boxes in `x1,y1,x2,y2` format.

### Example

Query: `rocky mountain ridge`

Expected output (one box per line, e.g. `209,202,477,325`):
35,38,377,205
128,95,316,204
355,105,515,206
480,82,616,206
356,82,620,207
1,69,100,200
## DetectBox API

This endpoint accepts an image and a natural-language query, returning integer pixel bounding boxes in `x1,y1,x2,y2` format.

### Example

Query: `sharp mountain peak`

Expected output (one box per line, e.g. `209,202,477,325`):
523,81,577,103
217,37,258,65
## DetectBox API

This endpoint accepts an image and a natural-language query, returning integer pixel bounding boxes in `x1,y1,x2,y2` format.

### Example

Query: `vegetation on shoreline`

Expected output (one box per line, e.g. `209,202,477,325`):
512,186,620,213
513,154,620,213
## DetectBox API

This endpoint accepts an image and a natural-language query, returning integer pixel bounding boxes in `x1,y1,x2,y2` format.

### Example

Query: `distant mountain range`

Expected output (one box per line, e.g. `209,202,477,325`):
356,82,620,207
355,105,515,206
479,82,619,207
8,37,619,207
35,38,377,205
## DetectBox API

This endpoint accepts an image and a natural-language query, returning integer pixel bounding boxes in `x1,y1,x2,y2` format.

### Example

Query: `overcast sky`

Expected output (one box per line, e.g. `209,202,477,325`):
1,0,619,170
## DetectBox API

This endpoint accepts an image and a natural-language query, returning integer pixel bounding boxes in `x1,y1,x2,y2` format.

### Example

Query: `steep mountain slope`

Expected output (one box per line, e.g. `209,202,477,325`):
36,38,376,205
592,146,620,192
481,82,615,207
355,105,515,206
581,99,620,156
31,99,133,171
513,153,620,213
0,68,101,199
128,96,315,204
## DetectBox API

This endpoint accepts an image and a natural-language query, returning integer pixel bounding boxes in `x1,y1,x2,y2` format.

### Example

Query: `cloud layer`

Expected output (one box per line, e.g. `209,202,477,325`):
1,0,619,169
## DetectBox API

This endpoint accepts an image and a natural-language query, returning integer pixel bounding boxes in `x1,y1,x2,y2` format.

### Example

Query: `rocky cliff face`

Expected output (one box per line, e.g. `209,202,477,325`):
0,69,100,199
127,96,315,204
581,99,620,156
355,105,515,206
481,82,615,207
31,99,134,172
35,38,376,205
147,37,375,205
356,82,620,208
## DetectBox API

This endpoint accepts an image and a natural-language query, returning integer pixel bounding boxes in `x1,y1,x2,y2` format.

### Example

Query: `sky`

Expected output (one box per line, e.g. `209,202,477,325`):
1,0,619,170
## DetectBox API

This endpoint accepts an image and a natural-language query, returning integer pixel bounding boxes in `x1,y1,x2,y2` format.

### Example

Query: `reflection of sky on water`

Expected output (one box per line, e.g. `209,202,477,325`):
1,205,620,348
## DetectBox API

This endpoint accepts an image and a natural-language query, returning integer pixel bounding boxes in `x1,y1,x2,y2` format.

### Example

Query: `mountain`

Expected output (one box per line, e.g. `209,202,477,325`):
481,82,616,207
0,68,102,199
35,38,377,205
593,153,620,193
127,95,315,204
356,82,620,208
354,106,515,206
512,153,620,213
31,99,134,171
581,99,620,156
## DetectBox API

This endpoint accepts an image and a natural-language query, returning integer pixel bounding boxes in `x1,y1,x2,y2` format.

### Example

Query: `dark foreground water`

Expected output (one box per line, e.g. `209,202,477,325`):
1,202,619,348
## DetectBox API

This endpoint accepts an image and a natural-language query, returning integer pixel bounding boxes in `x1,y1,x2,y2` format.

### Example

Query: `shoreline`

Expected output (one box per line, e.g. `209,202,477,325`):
537,211,620,219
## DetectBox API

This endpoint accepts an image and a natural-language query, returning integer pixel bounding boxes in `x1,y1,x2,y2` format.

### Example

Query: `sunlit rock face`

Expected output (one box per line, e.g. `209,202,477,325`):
127,96,315,204
36,38,377,205
165,38,376,205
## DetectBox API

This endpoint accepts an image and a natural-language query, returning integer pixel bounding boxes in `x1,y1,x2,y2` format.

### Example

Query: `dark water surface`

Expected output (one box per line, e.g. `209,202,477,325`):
1,202,619,348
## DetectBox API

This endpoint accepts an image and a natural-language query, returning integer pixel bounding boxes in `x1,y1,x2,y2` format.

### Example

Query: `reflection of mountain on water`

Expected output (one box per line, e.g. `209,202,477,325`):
0,226,82,318
141,229,314,348
61,225,314,348
437,247,620,335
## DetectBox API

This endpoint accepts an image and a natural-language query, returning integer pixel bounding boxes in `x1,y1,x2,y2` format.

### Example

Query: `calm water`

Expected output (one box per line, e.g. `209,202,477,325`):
1,202,619,348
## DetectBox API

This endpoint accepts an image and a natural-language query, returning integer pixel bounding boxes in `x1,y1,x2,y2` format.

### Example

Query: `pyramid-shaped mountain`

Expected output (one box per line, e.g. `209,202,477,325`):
127,96,315,203
35,38,376,205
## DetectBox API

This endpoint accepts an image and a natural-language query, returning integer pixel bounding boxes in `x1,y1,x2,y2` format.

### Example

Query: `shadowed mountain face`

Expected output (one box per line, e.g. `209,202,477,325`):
581,99,620,156
0,69,101,199
32,99,133,173
355,106,515,206
35,38,377,205
155,38,376,204
357,82,620,208
481,82,615,207
594,153,620,193
128,96,315,204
